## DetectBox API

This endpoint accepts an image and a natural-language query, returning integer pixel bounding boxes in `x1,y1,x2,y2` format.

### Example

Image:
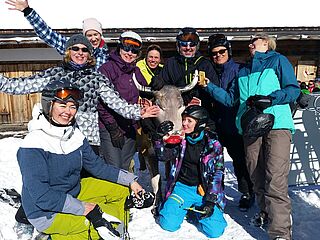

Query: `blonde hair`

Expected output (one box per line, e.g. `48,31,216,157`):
63,49,96,66
252,33,277,51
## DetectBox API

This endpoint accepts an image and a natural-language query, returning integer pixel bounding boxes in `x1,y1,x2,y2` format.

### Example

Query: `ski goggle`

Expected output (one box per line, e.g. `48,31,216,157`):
120,44,141,54
53,88,84,102
177,40,198,47
69,46,90,53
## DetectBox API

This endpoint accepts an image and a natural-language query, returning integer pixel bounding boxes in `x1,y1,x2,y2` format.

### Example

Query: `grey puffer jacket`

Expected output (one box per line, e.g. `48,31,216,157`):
0,65,141,145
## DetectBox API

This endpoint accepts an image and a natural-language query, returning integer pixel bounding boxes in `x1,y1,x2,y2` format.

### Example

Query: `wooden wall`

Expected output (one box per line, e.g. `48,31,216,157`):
0,63,57,124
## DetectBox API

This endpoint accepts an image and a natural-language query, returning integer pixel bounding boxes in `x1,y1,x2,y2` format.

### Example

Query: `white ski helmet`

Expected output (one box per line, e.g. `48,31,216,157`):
119,31,142,49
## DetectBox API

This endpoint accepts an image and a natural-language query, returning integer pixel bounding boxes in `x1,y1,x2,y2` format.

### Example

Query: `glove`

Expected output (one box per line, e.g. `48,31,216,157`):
156,121,174,137
86,205,121,240
195,201,215,220
246,95,272,111
124,191,155,210
149,76,165,91
106,123,125,149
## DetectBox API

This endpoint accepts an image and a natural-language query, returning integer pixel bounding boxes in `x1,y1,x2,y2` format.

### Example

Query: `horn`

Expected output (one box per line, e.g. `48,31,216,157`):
179,70,199,93
132,73,152,93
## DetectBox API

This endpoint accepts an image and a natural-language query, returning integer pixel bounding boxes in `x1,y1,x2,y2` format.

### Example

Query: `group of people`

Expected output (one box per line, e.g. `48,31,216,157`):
1,0,301,240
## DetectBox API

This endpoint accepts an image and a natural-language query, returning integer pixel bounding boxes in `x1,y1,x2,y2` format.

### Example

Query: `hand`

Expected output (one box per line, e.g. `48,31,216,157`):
130,181,144,197
188,97,201,106
86,205,121,240
106,123,125,149
83,202,96,216
195,202,215,219
198,77,209,87
141,105,160,118
5,0,29,12
246,95,272,111
156,121,174,137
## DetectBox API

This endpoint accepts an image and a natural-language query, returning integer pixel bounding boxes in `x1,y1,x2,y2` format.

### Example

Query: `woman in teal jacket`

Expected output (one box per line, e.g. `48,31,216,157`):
201,33,300,240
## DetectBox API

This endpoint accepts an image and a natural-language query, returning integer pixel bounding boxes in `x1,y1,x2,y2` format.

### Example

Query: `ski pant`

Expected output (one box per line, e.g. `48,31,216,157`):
217,131,253,194
99,126,136,171
243,130,292,240
159,182,227,238
43,177,129,240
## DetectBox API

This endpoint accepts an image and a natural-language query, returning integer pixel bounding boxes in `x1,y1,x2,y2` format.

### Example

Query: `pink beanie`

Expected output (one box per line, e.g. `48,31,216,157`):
82,18,103,36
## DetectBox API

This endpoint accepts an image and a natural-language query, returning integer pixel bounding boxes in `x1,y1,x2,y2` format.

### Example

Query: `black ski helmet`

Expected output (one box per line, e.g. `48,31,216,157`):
176,27,200,52
208,33,232,57
181,105,209,133
41,77,83,118
241,107,275,139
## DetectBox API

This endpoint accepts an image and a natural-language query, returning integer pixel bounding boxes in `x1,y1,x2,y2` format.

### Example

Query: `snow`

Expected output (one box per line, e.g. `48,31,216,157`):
0,133,320,240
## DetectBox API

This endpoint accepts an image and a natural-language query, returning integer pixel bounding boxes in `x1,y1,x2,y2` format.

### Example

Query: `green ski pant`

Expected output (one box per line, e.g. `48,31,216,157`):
43,177,130,240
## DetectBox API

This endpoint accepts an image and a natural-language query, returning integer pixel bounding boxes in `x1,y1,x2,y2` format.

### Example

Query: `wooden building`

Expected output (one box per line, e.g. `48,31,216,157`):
1,27,320,124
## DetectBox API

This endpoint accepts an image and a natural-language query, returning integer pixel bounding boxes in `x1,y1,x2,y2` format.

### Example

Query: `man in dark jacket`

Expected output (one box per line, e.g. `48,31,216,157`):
207,34,254,211
150,27,219,130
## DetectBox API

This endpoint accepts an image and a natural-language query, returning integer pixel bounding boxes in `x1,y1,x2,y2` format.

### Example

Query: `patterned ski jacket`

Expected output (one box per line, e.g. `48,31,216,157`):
17,103,136,232
154,130,226,210
0,64,141,145
24,7,109,69
205,50,300,134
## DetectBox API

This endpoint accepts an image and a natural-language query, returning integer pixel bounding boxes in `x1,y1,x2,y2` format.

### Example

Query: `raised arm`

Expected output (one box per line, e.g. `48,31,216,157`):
6,0,67,55
0,67,61,95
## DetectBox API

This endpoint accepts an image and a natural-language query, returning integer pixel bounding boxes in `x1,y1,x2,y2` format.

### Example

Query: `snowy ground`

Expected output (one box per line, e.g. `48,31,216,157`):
0,135,320,240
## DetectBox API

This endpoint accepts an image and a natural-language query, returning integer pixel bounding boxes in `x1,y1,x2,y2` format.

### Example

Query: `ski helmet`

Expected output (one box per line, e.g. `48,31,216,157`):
41,77,83,118
118,31,142,54
181,105,209,133
176,27,200,52
240,107,275,139
208,33,232,57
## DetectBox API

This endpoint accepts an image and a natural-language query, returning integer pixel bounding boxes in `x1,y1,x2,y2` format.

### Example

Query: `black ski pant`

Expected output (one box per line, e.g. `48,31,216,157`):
217,131,253,194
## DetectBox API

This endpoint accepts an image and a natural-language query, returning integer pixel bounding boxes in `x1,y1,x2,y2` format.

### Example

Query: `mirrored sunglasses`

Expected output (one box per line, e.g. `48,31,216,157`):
70,46,90,53
54,88,83,101
211,48,227,56
178,40,197,47
121,44,140,54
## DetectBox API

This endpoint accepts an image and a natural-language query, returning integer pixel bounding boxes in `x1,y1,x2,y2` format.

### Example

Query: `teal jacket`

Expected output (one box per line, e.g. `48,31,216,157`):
205,50,300,134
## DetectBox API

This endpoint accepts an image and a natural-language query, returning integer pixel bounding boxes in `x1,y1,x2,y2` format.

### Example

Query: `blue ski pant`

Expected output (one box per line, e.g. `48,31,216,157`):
159,182,227,238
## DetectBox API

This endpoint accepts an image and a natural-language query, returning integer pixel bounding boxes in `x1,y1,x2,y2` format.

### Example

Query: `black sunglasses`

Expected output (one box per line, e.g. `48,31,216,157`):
211,48,227,56
70,46,90,53
121,44,140,54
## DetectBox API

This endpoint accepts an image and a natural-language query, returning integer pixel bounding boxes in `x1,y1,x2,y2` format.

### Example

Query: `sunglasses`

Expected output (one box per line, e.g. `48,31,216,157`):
211,48,227,56
54,88,83,101
69,46,90,53
178,40,197,47
121,44,140,54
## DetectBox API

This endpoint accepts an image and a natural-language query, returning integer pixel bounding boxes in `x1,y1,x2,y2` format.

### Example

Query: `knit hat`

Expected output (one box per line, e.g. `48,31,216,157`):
65,34,93,53
82,18,103,36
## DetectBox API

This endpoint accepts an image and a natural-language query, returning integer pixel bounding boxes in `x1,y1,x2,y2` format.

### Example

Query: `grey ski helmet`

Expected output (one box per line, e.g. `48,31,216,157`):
118,31,142,54
241,107,275,139
181,105,209,134
41,77,83,118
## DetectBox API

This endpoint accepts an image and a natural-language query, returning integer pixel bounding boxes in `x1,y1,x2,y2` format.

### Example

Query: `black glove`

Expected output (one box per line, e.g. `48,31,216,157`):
106,123,125,149
246,95,273,111
195,201,215,219
124,191,155,210
86,205,121,239
149,76,165,91
156,121,174,137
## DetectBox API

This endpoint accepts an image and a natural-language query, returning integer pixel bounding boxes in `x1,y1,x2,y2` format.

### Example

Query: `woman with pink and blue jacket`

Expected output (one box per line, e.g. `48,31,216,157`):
154,105,227,238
